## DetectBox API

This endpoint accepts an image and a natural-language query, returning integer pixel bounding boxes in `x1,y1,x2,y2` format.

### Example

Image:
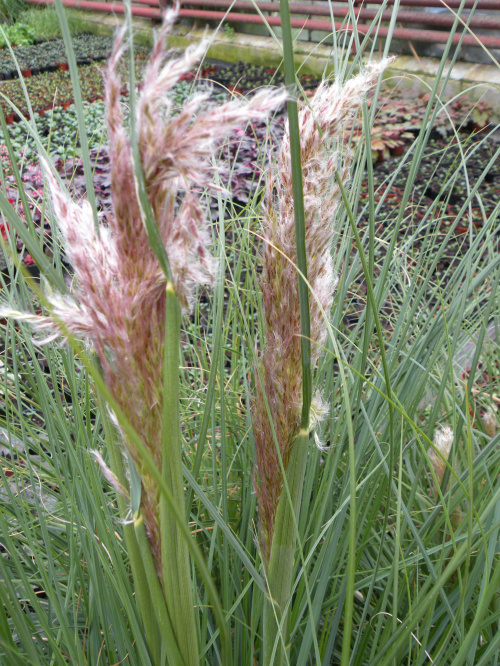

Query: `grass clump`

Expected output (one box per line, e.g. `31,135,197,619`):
18,5,115,40
0,2,499,665
0,0,26,23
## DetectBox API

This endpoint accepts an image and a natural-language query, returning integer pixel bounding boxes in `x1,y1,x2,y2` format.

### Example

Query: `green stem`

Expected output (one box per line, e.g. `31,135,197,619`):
66,332,229,665
334,171,393,666
263,432,309,666
97,389,161,666
279,0,311,429
262,2,311,663
134,512,186,666
160,284,199,666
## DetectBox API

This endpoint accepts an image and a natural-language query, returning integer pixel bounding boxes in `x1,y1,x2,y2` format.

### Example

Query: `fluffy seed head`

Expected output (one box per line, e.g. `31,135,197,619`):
2,15,286,574
428,425,454,490
483,406,498,438
253,60,391,560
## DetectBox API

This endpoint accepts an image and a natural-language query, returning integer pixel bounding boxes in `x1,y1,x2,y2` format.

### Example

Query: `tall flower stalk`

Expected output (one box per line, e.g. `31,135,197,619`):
254,61,390,664
2,12,285,665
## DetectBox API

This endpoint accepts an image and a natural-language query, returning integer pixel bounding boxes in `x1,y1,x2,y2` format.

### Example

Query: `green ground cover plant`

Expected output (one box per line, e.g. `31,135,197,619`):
0,23,35,49
0,0,498,665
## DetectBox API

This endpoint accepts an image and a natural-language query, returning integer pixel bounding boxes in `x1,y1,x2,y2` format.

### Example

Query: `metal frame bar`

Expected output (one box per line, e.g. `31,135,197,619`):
27,0,500,48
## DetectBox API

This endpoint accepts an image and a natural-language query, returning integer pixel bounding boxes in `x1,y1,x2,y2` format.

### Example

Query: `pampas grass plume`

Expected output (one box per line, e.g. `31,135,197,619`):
1,15,286,575
253,60,391,560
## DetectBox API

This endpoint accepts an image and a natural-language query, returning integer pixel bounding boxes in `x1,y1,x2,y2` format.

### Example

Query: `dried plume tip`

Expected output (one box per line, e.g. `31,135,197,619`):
483,406,498,438
253,59,392,561
428,425,463,528
428,425,454,492
1,14,286,573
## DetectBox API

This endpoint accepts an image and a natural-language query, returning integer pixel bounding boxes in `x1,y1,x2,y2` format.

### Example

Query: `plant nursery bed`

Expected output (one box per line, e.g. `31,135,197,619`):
1,52,493,154
0,35,117,82
5,111,499,293
0,49,149,120
1,56,498,303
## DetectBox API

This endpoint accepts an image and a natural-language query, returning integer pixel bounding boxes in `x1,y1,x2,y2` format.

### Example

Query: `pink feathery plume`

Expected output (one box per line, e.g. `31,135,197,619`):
254,60,392,560
2,14,286,574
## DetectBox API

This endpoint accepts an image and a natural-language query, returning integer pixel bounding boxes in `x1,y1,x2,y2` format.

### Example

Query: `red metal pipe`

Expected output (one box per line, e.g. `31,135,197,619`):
135,0,500,8
28,0,162,18
179,8,500,47
27,0,500,48
132,0,500,29
314,0,500,6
